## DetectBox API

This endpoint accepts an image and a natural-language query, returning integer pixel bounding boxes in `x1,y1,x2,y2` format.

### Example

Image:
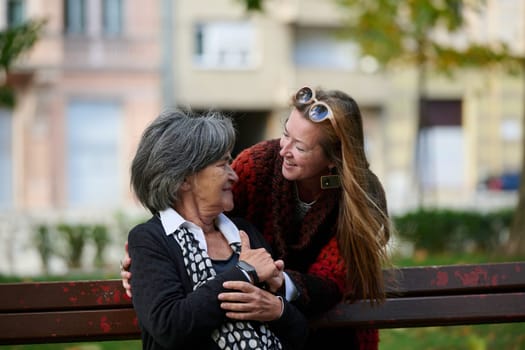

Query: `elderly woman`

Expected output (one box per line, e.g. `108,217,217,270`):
127,109,308,350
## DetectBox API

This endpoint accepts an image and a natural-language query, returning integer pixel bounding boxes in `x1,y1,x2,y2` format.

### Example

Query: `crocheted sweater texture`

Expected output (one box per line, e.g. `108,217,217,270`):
229,138,381,350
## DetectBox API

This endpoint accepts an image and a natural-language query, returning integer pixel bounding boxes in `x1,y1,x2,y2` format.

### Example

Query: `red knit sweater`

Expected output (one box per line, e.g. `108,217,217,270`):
229,139,379,350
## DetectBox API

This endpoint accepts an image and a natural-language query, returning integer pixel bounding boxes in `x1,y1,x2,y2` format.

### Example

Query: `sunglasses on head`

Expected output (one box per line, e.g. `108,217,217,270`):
295,86,340,137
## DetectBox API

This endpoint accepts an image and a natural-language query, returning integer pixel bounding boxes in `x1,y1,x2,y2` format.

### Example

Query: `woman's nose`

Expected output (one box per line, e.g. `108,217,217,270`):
279,139,291,157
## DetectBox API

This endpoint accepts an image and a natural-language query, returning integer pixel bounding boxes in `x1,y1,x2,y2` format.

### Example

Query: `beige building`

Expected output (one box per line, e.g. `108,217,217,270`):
0,0,523,274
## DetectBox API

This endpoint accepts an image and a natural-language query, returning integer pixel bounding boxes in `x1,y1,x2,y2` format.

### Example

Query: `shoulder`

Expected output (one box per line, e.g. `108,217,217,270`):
231,217,260,237
128,216,165,245
233,139,281,178
234,139,280,163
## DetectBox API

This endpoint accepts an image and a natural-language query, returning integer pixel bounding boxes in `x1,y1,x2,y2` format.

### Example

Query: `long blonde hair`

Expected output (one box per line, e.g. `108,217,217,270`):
294,87,392,304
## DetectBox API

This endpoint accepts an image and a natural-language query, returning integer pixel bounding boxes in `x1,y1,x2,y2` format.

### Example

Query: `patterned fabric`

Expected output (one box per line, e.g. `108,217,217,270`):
173,226,283,350
230,139,387,350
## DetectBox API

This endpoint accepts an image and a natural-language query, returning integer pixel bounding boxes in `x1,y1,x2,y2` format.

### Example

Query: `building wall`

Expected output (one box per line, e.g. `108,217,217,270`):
172,0,523,212
3,0,162,211
0,0,523,275
3,0,524,211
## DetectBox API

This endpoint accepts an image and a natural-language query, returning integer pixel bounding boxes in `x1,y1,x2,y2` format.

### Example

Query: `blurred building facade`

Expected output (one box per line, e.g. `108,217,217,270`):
0,0,523,274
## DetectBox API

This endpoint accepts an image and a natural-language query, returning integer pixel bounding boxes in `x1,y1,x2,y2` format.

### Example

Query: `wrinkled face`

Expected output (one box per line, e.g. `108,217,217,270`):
187,153,239,215
279,108,333,182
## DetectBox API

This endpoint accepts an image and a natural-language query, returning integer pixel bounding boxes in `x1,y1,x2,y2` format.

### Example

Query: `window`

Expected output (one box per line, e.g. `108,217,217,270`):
64,0,124,37
418,127,465,189
7,0,24,27
66,101,121,207
294,27,359,70
417,99,464,190
194,21,256,69
0,110,13,209
64,0,86,35
102,0,123,36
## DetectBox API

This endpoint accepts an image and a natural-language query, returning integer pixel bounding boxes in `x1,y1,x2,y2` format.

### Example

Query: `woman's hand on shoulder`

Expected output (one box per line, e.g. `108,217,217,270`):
120,241,132,298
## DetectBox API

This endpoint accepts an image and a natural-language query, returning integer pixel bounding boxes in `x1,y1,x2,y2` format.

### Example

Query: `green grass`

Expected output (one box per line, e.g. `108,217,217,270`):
0,340,142,350
380,323,525,350
0,272,121,283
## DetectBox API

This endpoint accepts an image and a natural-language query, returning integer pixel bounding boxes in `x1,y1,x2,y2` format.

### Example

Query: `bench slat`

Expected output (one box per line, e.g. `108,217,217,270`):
0,280,129,312
1,293,524,344
312,292,525,329
0,308,140,345
1,262,523,312
387,262,525,296
1,262,524,345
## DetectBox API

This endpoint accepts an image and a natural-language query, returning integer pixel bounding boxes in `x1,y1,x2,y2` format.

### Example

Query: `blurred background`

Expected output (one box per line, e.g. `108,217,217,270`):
0,1,524,349
0,0,523,275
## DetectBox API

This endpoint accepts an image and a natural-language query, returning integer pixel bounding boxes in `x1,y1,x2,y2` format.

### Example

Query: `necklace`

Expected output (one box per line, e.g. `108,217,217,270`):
294,183,317,219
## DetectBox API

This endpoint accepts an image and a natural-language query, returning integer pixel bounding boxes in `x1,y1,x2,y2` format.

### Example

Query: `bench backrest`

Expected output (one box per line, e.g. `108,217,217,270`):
1,261,524,344
311,261,525,329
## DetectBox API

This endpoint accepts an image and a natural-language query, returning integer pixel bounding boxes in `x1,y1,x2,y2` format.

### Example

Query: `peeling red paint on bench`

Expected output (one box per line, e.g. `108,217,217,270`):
0,280,133,313
100,316,112,332
432,271,448,287
454,266,488,287
1,262,524,345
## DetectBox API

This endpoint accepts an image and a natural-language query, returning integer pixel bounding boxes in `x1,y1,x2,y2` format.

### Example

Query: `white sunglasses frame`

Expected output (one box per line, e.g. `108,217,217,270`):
295,86,341,138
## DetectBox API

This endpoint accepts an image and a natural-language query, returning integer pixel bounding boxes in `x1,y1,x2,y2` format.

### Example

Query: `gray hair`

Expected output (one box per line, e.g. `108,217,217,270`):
130,108,236,214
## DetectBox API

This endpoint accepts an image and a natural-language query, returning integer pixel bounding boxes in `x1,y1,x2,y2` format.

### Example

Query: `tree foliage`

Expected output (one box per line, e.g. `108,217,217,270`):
237,0,264,11
0,19,46,107
335,0,520,73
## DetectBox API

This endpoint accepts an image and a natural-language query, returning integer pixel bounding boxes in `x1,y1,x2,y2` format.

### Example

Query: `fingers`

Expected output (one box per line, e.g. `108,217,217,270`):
219,281,259,303
239,230,251,251
121,243,131,272
274,259,285,271
238,231,279,283
222,280,256,292
120,268,131,280
219,284,283,321
120,242,132,298
222,295,283,322
119,257,131,276
121,270,132,298
120,260,132,298
121,256,131,271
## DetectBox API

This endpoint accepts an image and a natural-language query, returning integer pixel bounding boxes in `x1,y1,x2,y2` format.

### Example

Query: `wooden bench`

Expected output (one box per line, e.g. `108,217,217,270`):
0,261,524,345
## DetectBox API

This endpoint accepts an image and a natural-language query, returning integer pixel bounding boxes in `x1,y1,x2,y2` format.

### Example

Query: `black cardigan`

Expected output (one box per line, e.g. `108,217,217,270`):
128,215,309,350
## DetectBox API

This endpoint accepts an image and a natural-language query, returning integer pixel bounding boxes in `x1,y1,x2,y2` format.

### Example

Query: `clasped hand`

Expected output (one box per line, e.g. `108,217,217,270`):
219,230,285,321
